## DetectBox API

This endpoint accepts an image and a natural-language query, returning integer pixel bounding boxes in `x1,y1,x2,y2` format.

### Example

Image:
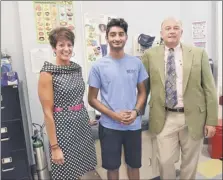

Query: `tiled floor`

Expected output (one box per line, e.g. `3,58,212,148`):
82,131,222,179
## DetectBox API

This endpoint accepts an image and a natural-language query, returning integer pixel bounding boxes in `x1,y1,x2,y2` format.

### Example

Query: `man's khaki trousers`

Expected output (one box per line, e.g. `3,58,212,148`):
155,111,203,180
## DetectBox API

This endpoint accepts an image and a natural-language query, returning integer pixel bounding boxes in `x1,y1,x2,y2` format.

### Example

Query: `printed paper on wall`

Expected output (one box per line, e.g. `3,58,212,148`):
30,48,50,73
83,14,116,112
192,21,207,41
84,14,116,62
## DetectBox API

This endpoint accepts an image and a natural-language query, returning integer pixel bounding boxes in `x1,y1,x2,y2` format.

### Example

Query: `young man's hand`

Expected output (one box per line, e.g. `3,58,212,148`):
124,110,137,125
113,110,130,123
114,110,137,125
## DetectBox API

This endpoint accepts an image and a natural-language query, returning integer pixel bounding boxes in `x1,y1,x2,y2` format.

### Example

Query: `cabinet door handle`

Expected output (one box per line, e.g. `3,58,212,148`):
2,157,12,164
1,127,8,134
1,106,5,110
2,167,15,172
1,137,10,142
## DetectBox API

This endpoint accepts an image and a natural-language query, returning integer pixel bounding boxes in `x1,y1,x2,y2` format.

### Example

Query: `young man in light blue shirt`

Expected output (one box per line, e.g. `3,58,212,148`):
88,18,148,180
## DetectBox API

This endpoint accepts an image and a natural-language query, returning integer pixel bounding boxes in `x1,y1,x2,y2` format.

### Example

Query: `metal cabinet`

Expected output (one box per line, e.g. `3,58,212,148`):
1,120,26,155
1,85,22,121
1,150,30,179
1,85,31,180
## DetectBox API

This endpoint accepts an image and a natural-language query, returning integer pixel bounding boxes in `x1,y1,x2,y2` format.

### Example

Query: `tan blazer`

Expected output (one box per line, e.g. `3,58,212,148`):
142,44,218,140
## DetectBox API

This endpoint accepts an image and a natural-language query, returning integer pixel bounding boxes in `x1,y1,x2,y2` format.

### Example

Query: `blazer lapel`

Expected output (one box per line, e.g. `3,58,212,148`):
156,45,165,87
182,44,194,94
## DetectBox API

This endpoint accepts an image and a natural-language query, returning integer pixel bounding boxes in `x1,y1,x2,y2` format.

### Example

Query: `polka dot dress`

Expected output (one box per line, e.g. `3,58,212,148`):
41,61,97,180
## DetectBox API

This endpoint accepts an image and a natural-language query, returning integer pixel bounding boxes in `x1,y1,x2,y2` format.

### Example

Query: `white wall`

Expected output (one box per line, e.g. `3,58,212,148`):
16,1,182,126
82,1,181,54
180,1,213,55
1,1,34,165
1,1,221,166
217,1,222,95
1,1,25,80
13,1,181,168
180,1,219,86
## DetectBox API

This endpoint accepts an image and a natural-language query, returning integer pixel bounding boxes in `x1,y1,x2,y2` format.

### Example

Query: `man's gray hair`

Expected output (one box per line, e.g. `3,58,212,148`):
161,17,183,29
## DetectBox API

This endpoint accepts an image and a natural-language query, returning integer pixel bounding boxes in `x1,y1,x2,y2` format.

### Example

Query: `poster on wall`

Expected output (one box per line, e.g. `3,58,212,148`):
83,14,116,113
84,13,116,62
192,21,207,41
192,21,207,50
33,1,75,44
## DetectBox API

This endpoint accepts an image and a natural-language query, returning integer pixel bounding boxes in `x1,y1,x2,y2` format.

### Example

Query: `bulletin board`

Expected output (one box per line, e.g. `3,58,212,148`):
33,1,75,44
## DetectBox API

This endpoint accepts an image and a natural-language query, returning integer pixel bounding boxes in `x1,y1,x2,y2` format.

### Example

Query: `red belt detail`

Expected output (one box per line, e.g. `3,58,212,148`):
54,103,83,112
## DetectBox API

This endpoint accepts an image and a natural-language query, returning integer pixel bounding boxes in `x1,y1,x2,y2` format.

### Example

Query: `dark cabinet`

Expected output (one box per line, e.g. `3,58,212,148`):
1,150,30,180
1,120,27,155
1,85,22,121
1,85,31,180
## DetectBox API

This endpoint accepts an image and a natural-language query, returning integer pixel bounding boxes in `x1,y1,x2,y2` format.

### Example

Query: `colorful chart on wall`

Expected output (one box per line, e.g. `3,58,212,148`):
84,13,116,62
33,1,75,44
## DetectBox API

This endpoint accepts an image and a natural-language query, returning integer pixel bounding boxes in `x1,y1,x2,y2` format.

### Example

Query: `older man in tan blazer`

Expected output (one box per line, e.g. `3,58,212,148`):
142,17,218,179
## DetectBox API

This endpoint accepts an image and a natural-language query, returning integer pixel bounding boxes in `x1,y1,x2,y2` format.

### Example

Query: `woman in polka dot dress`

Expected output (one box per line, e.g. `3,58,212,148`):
38,27,97,180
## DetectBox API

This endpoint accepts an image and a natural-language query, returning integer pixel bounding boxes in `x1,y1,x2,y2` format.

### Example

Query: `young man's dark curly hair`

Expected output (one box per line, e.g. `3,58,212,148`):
106,18,128,37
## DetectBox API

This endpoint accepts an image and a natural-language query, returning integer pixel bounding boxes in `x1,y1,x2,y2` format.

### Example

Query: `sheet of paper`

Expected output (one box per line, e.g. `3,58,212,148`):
192,21,207,50
30,48,50,73
192,21,207,41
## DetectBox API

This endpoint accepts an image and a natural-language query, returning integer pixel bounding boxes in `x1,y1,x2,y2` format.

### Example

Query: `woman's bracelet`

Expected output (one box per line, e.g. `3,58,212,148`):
50,144,59,149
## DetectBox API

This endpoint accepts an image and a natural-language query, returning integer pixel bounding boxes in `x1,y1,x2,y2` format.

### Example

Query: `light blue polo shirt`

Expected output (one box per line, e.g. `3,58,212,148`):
88,54,148,131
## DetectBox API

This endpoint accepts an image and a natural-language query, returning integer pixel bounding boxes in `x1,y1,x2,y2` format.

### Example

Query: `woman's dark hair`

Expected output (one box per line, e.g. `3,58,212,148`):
48,27,75,48
106,18,128,36
98,24,107,31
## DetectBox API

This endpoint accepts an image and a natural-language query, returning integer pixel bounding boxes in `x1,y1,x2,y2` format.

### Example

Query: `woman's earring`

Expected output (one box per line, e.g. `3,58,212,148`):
53,52,56,57
72,52,75,57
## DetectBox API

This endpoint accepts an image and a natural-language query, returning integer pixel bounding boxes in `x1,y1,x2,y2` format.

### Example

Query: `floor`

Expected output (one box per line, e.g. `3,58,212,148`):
82,106,222,179
81,130,222,180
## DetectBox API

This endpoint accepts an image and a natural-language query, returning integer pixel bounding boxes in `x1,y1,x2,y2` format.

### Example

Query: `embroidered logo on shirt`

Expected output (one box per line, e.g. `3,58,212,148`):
127,69,137,73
